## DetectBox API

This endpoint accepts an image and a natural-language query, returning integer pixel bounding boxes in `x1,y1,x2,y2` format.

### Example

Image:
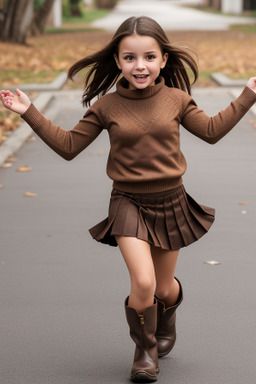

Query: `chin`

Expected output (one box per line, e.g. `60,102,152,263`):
131,80,155,90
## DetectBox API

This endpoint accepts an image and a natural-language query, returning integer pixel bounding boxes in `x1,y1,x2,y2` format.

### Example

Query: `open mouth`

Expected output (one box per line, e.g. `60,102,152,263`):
133,75,149,79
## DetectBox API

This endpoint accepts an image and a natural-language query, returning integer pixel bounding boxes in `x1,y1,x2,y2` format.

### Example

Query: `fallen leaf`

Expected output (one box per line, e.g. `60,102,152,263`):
238,201,248,205
16,166,32,172
26,136,36,143
7,156,17,163
204,260,221,266
1,162,12,168
0,184,3,188
0,135,8,143
24,192,38,197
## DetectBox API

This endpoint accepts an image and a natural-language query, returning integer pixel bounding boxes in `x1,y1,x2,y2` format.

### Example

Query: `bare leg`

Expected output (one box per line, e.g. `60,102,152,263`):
116,236,156,314
151,247,180,307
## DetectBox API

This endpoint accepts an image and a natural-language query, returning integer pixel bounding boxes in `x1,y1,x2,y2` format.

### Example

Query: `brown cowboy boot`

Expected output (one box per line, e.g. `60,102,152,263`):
155,278,183,357
125,297,159,382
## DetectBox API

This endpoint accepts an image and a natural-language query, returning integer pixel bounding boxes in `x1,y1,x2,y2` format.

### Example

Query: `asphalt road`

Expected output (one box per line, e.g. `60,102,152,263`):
1,87,256,384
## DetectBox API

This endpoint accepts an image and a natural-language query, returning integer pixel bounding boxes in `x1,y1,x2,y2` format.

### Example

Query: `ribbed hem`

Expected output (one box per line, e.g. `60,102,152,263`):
237,86,256,110
21,103,42,129
113,177,183,194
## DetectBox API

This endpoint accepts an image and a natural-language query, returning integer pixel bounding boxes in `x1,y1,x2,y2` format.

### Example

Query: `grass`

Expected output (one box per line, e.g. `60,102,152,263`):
63,9,110,24
45,26,103,34
45,8,110,34
0,70,62,86
230,23,256,34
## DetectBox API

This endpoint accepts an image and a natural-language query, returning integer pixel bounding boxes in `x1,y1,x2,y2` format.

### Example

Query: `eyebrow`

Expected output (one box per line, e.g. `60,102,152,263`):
122,50,158,55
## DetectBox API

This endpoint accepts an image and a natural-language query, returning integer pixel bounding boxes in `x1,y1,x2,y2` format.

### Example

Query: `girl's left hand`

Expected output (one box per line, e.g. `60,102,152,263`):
246,77,256,93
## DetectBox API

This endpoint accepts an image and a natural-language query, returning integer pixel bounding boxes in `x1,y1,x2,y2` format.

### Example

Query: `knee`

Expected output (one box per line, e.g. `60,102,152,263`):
132,275,156,299
155,279,176,301
155,287,170,301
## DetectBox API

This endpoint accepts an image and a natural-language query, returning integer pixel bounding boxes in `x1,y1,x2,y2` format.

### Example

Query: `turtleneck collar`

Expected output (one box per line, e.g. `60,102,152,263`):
116,77,165,100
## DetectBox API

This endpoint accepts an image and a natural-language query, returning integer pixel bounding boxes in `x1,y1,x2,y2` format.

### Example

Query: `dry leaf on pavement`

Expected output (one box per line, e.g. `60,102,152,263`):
1,162,12,168
16,166,32,172
7,157,17,163
204,260,221,265
26,136,36,143
24,192,38,197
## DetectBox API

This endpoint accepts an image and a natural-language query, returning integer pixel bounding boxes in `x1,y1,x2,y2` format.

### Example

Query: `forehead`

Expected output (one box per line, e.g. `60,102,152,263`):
118,34,161,53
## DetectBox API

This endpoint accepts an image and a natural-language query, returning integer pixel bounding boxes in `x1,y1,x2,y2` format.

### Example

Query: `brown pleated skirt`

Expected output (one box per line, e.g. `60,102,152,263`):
89,185,215,250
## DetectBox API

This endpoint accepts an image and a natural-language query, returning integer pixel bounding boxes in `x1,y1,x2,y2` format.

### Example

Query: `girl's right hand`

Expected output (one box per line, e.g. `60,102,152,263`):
0,89,31,115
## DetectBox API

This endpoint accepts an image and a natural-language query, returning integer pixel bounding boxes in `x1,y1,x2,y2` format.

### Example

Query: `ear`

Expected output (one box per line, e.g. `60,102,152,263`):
160,52,168,69
114,54,121,70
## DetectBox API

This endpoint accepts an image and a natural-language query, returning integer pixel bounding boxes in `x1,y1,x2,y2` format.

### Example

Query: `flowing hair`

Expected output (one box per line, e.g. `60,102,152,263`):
68,16,198,106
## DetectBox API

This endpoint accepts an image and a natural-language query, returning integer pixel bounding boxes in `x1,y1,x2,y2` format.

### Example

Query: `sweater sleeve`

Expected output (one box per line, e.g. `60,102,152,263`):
21,103,104,160
181,87,256,144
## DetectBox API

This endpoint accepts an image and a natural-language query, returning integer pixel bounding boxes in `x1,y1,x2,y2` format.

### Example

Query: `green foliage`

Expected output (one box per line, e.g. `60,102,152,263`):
62,0,70,18
62,0,84,17
34,0,45,12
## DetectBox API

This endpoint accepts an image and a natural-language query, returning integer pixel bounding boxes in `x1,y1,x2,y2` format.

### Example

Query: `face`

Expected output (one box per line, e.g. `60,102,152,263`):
114,34,168,90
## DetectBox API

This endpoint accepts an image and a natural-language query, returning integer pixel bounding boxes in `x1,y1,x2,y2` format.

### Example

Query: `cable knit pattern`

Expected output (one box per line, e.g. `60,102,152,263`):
21,77,256,193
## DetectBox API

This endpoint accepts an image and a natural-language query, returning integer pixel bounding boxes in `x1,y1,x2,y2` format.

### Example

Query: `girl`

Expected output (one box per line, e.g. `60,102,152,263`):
1,16,256,383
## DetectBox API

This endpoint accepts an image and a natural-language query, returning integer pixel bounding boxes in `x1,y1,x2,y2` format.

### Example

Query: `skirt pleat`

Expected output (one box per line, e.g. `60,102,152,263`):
89,185,215,250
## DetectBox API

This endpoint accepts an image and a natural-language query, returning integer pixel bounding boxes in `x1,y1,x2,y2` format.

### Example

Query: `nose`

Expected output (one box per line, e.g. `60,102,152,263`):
135,58,145,71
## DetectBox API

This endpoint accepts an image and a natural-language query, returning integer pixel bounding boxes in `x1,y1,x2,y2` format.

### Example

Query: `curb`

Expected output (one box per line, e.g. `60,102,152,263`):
211,72,247,87
7,72,67,93
0,92,53,166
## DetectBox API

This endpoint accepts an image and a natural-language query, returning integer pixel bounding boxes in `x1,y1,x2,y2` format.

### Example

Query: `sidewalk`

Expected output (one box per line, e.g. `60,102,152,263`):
1,87,256,384
92,0,256,31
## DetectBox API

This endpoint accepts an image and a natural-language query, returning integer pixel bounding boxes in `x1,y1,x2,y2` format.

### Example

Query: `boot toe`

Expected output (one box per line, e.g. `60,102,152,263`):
157,337,176,357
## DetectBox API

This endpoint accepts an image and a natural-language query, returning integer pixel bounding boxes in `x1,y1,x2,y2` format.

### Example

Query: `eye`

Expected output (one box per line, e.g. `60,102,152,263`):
124,55,134,61
146,55,156,60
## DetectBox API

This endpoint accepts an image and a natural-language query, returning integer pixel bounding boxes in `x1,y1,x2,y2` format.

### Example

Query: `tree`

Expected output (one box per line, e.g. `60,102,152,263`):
1,0,34,44
0,0,55,44
30,0,55,36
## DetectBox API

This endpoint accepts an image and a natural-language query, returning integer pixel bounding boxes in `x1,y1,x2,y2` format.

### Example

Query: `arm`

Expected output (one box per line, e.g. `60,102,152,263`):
181,77,256,144
0,89,103,160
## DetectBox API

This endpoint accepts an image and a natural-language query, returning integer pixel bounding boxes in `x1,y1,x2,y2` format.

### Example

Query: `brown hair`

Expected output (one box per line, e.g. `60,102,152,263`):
68,16,198,106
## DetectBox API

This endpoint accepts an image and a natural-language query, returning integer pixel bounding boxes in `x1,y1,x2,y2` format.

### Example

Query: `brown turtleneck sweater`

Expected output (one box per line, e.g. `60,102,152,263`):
21,77,256,193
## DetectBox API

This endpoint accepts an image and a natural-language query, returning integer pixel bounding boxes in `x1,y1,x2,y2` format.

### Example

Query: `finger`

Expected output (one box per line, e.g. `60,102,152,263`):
0,90,15,97
16,88,22,97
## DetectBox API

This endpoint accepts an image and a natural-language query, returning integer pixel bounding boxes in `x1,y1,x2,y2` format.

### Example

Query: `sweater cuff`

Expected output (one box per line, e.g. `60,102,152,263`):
236,86,256,110
21,103,43,130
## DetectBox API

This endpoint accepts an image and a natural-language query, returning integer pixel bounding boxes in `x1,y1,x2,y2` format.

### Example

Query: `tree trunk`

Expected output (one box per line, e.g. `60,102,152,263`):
29,0,55,36
1,0,34,44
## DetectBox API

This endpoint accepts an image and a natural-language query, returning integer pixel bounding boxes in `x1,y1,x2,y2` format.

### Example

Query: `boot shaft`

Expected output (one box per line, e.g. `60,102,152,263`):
124,297,159,382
